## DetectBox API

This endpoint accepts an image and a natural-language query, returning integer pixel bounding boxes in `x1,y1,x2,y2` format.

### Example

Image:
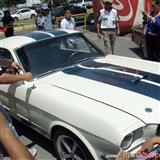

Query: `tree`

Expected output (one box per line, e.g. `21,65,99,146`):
0,0,26,7
43,0,67,6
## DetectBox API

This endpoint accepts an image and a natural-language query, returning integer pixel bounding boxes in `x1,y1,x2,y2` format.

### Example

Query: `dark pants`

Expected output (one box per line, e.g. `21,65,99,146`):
4,30,14,38
146,33,160,61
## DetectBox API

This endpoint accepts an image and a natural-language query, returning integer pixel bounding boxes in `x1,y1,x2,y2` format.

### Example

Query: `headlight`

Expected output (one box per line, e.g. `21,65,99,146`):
121,132,134,150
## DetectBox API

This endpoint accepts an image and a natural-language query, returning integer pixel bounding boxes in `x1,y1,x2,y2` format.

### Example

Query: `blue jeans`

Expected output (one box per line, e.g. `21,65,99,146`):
0,104,19,156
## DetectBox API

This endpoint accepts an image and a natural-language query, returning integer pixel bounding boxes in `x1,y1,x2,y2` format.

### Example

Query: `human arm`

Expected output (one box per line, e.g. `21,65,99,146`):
0,72,32,84
0,113,33,160
116,15,120,35
138,136,160,153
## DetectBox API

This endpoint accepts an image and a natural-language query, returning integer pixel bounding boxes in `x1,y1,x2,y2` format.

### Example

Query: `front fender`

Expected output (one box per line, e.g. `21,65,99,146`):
48,121,99,160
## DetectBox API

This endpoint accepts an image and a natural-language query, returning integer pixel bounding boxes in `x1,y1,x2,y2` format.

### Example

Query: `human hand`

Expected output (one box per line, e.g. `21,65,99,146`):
10,62,21,71
116,27,120,36
150,16,156,22
137,137,158,153
141,11,147,16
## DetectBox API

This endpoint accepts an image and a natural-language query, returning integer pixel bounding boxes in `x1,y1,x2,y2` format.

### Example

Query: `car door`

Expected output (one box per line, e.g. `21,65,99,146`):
16,11,23,20
0,48,31,122
20,9,31,19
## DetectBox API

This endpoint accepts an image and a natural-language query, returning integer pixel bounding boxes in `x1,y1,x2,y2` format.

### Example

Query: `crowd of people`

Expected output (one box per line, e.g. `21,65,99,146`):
1,0,160,59
0,0,159,159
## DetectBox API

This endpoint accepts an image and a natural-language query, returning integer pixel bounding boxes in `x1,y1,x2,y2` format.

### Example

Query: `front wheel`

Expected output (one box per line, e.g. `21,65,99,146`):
53,128,94,160
31,14,35,19
14,17,18,22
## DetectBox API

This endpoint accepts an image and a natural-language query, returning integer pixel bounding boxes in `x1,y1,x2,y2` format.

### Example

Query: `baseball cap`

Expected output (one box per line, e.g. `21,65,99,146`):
41,3,49,10
103,0,113,3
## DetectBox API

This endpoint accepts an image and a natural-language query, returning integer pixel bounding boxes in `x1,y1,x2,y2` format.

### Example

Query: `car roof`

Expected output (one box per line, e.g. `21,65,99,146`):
0,29,80,50
12,8,32,12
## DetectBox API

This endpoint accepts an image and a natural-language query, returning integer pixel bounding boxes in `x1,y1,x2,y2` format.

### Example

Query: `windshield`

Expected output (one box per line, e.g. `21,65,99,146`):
16,33,103,78
11,10,18,14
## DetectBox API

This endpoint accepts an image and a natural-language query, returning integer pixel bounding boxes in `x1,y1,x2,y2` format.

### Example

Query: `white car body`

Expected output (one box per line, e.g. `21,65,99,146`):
68,0,93,8
11,8,37,21
0,30,159,160
0,11,4,21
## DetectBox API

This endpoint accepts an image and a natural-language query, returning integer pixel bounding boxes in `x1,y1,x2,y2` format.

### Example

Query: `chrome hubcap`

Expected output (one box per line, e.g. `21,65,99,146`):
56,135,87,160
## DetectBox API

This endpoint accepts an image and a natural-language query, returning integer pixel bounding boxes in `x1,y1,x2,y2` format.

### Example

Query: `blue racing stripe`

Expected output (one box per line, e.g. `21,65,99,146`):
63,59,160,101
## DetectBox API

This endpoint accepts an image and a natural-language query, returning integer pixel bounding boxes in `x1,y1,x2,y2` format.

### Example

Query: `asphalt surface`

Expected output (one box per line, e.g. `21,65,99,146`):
2,25,144,160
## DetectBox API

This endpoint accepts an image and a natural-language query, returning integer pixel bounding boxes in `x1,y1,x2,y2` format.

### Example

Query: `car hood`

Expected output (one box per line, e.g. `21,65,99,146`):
39,56,160,124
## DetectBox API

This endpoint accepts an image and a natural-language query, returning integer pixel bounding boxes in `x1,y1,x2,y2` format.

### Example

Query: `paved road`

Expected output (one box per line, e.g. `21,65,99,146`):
7,28,143,160
84,30,143,59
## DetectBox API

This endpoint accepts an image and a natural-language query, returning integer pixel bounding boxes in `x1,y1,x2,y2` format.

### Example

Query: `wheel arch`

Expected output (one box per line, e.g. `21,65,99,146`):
49,121,98,160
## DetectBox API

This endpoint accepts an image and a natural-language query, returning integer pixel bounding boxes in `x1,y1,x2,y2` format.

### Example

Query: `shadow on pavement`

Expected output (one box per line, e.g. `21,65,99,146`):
129,47,145,59
13,119,57,158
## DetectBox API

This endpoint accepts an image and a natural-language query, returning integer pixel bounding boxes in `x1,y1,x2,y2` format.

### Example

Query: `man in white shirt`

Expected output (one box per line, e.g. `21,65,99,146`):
97,0,119,55
60,7,76,30
41,3,53,31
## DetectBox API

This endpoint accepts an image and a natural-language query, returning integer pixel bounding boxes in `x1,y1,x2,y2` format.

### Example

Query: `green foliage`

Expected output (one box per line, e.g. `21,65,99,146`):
0,0,26,7
42,0,67,5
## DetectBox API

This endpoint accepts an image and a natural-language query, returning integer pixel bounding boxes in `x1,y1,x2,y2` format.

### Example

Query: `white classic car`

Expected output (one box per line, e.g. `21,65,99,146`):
0,30,160,160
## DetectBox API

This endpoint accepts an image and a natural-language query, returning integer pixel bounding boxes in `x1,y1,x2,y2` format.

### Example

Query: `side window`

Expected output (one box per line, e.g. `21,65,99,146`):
0,48,13,73
0,48,12,61
61,36,91,53
76,0,82,3
21,9,30,13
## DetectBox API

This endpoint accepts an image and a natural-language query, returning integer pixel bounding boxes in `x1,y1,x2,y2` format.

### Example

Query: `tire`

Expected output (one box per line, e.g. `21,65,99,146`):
53,128,94,160
14,17,18,22
87,14,94,25
31,14,35,19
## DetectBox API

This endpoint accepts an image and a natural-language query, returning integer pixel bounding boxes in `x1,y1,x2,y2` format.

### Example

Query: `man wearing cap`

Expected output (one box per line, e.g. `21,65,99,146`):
97,0,119,55
37,3,53,31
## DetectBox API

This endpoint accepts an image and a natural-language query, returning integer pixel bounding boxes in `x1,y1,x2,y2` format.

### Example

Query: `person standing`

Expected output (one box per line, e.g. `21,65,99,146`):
36,3,53,31
97,0,119,55
60,7,76,30
2,10,14,38
142,0,160,61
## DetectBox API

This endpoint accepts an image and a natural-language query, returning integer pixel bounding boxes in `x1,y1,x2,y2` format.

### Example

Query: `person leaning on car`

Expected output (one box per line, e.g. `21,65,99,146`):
96,0,119,55
0,60,32,84
142,0,160,61
0,60,35,160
